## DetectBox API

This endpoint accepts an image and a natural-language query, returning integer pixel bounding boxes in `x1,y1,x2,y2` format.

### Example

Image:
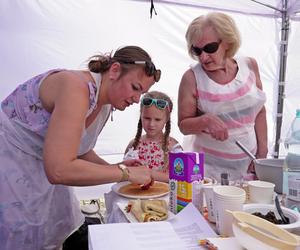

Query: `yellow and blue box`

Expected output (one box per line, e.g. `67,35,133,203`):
169,151,204,214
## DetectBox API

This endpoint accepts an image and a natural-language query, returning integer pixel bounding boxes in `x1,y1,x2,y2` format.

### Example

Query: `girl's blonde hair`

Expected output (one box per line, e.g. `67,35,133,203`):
132,91,173,170
185,12,241,60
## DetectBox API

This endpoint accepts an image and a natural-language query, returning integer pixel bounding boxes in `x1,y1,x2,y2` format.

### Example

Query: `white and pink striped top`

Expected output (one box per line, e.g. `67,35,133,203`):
185,56,266,181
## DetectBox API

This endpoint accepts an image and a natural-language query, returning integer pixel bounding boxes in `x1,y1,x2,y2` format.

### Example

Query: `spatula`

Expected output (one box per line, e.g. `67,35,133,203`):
275,195,290,224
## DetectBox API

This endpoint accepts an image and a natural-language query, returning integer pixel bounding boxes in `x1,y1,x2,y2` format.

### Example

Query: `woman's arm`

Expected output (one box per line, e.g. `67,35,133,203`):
151,170,169,183
42,72,151,186
79,150,109,165
178,69,204,135
178,69,228,141
255,106,268,158
124,139,135,155
249,57,268,158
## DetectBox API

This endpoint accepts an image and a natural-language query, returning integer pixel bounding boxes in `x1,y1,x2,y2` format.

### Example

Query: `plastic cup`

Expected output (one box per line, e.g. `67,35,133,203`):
213,185,246,236
203,185,216,222
248,180,275,204
194,178,216,214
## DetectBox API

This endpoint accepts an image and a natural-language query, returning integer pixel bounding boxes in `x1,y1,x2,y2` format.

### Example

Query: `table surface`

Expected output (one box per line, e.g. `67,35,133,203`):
104,189,170,223
73,183,113,200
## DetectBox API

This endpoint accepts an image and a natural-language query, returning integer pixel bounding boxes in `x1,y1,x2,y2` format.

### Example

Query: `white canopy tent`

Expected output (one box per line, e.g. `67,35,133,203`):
1,0,300,164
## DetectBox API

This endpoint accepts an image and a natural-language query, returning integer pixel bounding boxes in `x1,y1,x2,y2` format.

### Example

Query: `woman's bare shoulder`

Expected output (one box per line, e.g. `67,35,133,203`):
180,68,196,85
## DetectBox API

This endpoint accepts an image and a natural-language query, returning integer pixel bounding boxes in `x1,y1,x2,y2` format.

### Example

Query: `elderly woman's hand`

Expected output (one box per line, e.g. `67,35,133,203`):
203,113,229,141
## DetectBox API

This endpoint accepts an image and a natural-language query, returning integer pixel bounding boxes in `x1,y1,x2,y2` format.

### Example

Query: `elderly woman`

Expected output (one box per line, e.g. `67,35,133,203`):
178,12,267,181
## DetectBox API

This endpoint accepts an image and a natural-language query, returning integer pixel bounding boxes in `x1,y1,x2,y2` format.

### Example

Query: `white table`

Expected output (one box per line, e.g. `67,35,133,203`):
89,203,228,250
73,183,114,201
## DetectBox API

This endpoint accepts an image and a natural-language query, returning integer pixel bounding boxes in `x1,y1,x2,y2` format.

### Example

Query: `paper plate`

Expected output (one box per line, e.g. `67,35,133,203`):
117,202,175,223
111,181,169,199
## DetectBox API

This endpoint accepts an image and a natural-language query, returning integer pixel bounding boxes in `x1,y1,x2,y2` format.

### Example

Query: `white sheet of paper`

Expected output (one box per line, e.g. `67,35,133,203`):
207,237,244,250
169,203,218,248
88,222,186,250
88,203,241,250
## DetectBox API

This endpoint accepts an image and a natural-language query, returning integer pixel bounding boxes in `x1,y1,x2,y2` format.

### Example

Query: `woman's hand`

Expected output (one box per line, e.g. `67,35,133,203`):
120,160,152,185
120,159,142,167
140,177,154,190
255,147,268,160
247,160,256,174
247,148,268,174
127,165,152,185
203,113,229,141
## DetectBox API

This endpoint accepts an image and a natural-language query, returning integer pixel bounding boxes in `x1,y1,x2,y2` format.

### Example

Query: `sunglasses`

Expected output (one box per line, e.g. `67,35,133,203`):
191,40,222,56
120,60,161,82
141,97,169,110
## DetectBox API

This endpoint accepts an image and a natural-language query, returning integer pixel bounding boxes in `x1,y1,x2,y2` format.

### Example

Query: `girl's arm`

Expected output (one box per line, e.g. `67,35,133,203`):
168,137,183,152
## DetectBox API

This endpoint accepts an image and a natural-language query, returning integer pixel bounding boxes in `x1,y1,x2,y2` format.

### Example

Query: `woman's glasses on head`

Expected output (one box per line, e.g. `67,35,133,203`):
141,97,169,110
119,60,161,82
191,40,222,56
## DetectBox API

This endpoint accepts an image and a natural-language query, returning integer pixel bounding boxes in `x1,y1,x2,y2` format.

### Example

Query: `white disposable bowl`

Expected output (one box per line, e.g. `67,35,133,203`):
248,180,275,204
232,223,279,250
254,158,284,194
213,185,246,199
243,203,300,232
231,210,300,250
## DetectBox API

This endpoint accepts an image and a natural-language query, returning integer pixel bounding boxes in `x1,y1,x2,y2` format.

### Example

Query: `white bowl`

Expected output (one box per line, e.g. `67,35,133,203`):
243,203,300,232
230,210,300,250
254,158,284,194
248,180,275,204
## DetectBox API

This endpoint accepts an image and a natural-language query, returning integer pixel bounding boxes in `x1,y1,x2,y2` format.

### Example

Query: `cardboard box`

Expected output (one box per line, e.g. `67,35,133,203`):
169,152,204,214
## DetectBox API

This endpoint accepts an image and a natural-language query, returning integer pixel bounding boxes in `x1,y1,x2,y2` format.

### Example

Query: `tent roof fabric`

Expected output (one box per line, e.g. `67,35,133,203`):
134,0,300,19
1,0,300,159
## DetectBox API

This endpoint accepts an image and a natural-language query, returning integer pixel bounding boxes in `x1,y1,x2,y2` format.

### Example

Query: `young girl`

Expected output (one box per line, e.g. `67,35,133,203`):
124,91,182,183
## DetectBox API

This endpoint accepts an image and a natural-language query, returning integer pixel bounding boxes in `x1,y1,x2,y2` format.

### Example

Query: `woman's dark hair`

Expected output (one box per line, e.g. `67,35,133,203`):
88,45,158,80
132,91,173,171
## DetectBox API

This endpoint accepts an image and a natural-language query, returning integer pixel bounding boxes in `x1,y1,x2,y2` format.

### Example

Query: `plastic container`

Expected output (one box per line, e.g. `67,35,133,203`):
243,203,300,233
255,158,284,194
283,109,300,209
230,210,300,250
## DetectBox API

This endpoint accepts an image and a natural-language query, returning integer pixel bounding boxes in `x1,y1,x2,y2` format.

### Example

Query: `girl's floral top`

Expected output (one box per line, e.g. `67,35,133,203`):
137,140,167,172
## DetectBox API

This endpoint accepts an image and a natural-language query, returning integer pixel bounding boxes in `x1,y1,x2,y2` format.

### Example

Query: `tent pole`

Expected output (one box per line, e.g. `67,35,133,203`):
273,0,289,158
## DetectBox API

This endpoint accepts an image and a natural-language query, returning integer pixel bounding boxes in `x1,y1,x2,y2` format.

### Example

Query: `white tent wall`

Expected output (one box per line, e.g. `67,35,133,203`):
0,0,299,164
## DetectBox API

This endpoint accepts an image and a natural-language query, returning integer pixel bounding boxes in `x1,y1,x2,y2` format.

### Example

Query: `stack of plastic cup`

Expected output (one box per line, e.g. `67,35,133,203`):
213,185,246,237
194,177,216,215
202,180,217,222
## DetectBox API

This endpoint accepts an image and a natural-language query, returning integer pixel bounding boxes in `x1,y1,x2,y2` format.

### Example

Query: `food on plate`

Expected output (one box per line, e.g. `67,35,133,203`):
118,181,169,197
252,211,290,224
141,200,168,218
140,178,154,190
126,199,168,222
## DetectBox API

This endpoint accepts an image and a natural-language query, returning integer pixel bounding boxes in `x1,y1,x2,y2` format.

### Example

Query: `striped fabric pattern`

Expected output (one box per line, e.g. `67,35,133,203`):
185,56,266,181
